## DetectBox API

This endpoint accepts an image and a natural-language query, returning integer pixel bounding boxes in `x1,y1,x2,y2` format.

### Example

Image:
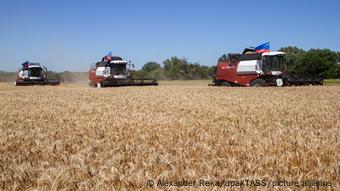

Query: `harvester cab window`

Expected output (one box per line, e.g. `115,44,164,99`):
28,67,42,77
229,54,240,66
230,58,238,66
111,64,127,75
262,56,283,72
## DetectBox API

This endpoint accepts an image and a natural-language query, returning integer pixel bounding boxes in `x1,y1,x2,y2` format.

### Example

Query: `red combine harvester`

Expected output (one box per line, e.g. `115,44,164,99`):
14,62,60,86
88,54,158,87
212,47,323,87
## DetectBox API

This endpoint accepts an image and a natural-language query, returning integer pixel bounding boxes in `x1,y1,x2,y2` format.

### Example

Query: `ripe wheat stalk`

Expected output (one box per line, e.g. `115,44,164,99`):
0,83,339,190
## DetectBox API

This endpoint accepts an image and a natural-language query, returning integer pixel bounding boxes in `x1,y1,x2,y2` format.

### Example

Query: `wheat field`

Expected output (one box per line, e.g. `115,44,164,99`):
0,83,339,190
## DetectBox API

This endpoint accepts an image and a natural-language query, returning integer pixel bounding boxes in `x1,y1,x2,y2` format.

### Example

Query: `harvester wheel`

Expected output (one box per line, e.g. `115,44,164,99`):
251,79,266,87
89,82,96,87
96,83,102,88
221,81,231,87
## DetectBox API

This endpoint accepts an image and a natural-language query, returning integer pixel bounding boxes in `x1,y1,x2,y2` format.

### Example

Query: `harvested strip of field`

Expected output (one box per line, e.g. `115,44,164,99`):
0,84,339,190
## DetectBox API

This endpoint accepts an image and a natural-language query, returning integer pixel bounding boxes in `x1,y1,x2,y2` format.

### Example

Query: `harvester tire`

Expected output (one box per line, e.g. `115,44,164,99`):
88,80,93,87
89,81,96,88
251,79,266,87
221,81,231,87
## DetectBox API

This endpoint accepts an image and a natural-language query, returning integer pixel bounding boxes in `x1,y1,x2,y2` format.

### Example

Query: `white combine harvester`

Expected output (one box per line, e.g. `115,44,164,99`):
14,62,60,86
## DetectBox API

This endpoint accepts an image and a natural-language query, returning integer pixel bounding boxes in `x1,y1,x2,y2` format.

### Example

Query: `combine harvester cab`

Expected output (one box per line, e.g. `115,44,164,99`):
14,62,60,86
88,55,158,88
212,48,323,87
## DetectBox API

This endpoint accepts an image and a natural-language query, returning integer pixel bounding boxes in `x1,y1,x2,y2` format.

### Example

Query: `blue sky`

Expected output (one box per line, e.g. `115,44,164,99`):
0,0,339,71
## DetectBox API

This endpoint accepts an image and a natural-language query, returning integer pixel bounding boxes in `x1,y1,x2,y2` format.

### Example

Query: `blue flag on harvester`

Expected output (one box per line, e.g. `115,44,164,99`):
255,42,270,53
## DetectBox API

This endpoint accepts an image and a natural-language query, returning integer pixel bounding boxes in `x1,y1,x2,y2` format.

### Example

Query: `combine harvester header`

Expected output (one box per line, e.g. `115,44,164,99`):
212,42,323,87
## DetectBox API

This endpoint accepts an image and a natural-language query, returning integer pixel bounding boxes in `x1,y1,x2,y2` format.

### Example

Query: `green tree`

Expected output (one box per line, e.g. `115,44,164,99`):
279,46,306,74
323,64,340,78
142,62,161,72
163,57,189,79
302,49,337,75
46,71,62,80
162,57,213,80
195,65,210,79
279,46,339,78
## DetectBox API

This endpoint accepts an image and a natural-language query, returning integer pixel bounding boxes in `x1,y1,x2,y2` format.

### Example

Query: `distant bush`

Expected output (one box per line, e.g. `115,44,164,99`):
0,71,16,82
46,71,62,81
133,58,215,80
58,71,88,82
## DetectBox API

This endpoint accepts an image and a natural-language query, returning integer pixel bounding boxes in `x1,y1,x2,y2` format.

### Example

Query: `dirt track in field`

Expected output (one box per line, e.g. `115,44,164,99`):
0,83,339,190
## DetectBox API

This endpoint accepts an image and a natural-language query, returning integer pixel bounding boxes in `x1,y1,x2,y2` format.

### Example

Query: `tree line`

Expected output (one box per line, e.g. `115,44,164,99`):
1,46,339,82
0,71,16,82
279,46,340,78
132,57,215,80
134,46,340,80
